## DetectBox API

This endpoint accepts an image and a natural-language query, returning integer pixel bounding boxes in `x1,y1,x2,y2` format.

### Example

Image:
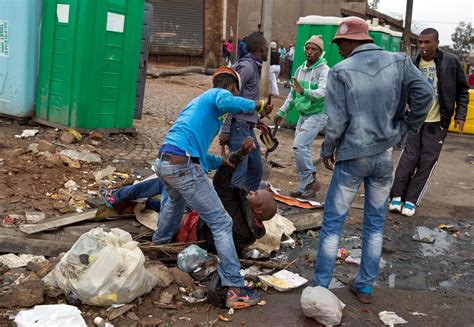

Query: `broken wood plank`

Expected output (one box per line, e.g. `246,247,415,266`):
0,235,74,256
239,259,286,270
19,210,98,234
285,211,323,231
107,304,134,321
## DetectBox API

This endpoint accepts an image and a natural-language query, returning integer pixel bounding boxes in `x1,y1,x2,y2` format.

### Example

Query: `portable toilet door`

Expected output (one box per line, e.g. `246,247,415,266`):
0,0,42,118
368,25,391,50
35,0,144,130
389,30,402,52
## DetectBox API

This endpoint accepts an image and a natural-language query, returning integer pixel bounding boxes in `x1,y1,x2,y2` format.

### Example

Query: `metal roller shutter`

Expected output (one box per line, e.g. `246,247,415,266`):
148,0,204,55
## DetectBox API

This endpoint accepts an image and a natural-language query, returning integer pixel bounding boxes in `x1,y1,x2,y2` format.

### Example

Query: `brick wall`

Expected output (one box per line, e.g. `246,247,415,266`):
204,0,224,67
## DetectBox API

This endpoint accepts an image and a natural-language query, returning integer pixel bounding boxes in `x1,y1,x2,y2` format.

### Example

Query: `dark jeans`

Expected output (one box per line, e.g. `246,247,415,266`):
390,122,447,205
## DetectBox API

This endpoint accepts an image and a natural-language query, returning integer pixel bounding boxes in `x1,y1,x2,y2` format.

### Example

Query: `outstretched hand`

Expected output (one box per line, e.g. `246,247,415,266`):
290,77,304,95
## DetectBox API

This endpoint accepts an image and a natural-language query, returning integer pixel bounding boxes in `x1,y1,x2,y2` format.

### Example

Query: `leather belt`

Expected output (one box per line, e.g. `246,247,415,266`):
231,118,256,128
160,153,200,165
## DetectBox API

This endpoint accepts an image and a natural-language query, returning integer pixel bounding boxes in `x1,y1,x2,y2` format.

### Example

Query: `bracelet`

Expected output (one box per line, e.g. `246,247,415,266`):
258,100,265,113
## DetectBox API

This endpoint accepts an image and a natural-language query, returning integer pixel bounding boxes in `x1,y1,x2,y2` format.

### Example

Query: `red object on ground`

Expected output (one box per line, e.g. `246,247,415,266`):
175,210,200,243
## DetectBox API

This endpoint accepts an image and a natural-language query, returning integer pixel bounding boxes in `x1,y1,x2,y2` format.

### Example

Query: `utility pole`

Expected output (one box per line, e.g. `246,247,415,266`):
260,0,272,98
403,0,414,54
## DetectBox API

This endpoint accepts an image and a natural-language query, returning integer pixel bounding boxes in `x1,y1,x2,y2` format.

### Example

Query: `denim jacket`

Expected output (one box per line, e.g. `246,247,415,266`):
321,44,433,162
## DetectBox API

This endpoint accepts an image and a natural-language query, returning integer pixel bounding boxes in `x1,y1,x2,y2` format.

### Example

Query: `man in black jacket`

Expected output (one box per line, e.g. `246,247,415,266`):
389,28,469,217
199,136,277,254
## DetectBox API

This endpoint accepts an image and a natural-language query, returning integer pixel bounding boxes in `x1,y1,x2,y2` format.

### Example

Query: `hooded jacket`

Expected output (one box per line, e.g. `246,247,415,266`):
278,56,329,117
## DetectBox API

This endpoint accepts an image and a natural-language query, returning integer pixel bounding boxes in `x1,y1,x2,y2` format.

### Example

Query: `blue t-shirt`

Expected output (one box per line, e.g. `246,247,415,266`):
161,88,255,173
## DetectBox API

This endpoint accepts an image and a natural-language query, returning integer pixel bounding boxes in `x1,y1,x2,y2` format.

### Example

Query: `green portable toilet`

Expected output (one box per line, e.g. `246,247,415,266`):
389,30,402,52
35,0,144,131
285,16,344,126
368,25,391,50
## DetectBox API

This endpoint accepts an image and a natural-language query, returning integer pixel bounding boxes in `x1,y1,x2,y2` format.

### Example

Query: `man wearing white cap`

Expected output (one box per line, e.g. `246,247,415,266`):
275,35,329,199
314,17,432,304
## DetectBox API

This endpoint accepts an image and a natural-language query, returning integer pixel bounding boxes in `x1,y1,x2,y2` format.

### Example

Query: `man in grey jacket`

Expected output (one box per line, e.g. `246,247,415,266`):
313,17,432,304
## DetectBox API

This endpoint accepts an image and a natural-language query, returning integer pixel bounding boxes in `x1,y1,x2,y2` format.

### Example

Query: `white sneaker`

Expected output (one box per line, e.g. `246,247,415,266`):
401,201,416,217
388,197,402,213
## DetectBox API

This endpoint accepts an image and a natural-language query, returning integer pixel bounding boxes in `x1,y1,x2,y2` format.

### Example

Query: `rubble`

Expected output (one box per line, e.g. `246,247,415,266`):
60,130,77,144
147,263,174,287
37,139,57,154
0,271,44,308
59,149,102,163
169,267,195,289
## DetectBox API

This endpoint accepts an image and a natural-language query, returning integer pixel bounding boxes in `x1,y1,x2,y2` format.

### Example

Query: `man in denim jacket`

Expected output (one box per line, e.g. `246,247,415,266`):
313,17,432,304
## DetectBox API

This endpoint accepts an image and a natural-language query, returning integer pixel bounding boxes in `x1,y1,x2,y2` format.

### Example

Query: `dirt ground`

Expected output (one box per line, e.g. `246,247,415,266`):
1,72,473,326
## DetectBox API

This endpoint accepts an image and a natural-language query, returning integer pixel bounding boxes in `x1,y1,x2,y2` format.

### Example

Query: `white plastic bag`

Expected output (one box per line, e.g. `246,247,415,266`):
14,304,86,327
44,226,157,306
300,286,345,326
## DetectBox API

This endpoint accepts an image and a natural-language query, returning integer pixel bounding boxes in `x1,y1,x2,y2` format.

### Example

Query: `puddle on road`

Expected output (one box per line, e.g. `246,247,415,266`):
414,226,453,257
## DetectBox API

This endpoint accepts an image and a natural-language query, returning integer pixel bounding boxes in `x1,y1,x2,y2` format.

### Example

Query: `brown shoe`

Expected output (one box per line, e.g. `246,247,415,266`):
350,286,372,304
300,176,322,199
289,190,303,198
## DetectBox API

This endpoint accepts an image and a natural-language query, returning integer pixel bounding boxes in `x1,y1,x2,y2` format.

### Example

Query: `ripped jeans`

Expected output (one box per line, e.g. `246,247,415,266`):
314,149,393,292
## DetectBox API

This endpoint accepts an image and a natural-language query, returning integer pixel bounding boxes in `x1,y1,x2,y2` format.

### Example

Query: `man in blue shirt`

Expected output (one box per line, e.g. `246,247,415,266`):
153,67,272,309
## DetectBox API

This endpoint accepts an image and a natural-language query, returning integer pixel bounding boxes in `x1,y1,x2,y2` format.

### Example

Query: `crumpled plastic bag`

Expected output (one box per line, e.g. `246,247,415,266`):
300,286,346,326
43,226,157,306
177,244,208,273
14,304,86,327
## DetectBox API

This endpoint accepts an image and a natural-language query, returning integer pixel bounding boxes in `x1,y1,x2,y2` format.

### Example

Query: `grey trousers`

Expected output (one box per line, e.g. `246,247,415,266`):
390,122,448,205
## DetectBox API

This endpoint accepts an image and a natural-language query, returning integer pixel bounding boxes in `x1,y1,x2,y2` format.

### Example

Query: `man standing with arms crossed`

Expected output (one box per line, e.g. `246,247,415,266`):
389,28,469,217
313,17,433,304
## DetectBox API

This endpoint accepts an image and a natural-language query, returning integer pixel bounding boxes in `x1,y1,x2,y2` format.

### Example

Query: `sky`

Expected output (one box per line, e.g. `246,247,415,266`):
375,0,473,46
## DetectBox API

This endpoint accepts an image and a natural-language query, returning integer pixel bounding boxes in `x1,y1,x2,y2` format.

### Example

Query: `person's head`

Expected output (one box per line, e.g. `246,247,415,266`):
247,190,277,222
304,35,324,65
228,38,233,44
270,41,277,50
332,16,373,59
418,28,439,61
213,67,241,96
246,32,269,61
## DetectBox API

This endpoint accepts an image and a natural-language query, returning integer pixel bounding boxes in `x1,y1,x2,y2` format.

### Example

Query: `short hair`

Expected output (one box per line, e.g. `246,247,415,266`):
245,32,267,53
420,28,439,41
213,73,238,89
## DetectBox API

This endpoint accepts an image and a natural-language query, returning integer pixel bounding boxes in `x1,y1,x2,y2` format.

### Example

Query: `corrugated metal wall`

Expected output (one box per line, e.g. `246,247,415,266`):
148,0,204,55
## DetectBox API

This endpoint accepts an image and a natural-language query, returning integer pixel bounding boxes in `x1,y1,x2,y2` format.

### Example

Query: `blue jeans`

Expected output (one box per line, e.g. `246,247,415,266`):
229,121,263,191
114,178,167,212
294,114,328,192
152,158,244,287
314,149,394,293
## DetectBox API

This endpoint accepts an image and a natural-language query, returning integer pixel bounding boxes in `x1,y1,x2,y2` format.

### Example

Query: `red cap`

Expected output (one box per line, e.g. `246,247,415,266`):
213,67,241,90
332,16,374,43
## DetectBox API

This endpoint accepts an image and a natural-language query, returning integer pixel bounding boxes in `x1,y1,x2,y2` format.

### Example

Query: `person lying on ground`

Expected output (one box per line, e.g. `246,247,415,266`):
152,66,272,309
199,136,277,255
98,137,277,256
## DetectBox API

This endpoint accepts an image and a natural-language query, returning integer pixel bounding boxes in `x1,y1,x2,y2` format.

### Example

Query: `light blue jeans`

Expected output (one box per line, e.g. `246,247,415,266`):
314,149,393,293
294,113,328,192
153,158,244,288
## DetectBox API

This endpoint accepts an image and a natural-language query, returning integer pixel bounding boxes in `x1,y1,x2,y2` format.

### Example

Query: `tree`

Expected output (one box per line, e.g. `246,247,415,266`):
368,0,380,10
451,21,473,56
